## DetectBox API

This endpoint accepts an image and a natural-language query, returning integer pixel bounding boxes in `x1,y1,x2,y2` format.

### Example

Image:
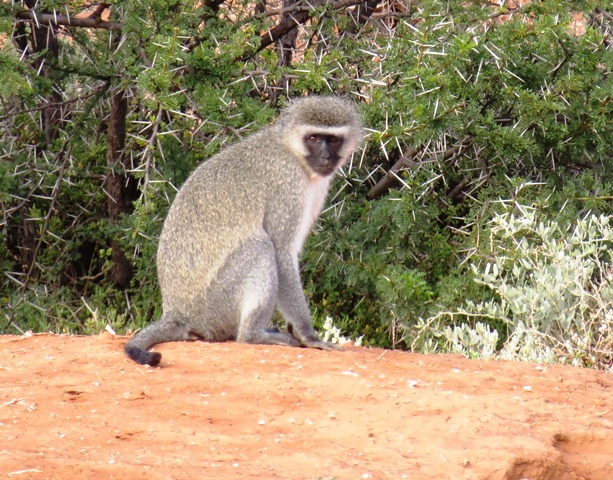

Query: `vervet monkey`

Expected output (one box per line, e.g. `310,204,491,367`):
125,96,363,366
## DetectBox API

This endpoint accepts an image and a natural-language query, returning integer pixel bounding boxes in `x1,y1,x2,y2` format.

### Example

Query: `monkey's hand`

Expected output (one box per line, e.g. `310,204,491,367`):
287,324,343,351
301,338,344,351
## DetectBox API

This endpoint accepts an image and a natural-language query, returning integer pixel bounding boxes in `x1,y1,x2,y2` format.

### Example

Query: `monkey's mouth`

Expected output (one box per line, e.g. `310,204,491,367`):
314,165,336,176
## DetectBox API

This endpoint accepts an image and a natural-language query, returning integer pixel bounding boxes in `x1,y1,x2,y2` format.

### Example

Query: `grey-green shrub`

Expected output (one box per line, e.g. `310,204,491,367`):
413,204,612,368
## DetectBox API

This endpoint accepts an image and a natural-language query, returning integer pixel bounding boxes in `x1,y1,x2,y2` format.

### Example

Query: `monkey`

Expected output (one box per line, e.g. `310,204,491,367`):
124,95,363,366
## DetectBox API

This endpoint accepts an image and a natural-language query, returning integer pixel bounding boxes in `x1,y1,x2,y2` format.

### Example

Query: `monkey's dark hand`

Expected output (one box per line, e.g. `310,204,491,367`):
302,339,344,351
288,324,343,351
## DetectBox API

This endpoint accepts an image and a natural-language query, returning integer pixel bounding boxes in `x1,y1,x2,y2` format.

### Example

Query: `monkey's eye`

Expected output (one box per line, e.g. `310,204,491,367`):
307,135,320,143
328,136,342,146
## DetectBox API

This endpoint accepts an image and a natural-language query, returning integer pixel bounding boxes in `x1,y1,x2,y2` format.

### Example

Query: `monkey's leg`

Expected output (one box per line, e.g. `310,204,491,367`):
222,235,301,347
124,315,193,366
275,251,342,351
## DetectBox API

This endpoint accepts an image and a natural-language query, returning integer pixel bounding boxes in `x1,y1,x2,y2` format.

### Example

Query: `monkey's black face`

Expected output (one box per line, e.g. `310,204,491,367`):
303,134,345,176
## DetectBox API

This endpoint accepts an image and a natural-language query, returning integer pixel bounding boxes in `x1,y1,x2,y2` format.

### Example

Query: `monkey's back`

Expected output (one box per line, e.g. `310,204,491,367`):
156,128,310,314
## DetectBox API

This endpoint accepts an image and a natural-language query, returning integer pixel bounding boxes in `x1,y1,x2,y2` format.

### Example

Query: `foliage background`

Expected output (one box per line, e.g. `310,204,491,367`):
1,0,611,368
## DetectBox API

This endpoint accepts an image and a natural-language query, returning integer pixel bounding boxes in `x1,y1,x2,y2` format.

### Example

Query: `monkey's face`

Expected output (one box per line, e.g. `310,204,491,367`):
304,134,345,176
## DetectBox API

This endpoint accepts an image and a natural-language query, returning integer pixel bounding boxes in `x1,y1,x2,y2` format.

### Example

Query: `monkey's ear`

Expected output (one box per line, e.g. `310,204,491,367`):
338,132,363,160
283,126,310,159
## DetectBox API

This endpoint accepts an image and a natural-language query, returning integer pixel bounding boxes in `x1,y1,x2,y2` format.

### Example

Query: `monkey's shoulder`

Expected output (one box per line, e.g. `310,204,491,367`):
189,130,307,187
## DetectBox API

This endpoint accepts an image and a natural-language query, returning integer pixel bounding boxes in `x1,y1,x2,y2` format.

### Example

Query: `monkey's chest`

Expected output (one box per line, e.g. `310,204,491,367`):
292,177,330,255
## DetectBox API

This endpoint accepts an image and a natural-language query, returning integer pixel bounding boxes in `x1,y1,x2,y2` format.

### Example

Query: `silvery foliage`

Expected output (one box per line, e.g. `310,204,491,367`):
430,207,612,367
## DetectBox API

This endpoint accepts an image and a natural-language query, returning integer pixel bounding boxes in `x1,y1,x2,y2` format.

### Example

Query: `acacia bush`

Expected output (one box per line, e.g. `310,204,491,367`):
1,1,611,367
302,2,612,357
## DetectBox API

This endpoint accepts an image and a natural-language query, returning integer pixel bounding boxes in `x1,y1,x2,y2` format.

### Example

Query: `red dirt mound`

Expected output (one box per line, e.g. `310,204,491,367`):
1,333,611,479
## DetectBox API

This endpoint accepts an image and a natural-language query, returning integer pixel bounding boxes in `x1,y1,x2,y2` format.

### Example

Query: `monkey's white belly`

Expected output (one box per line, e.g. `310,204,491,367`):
293,176,331,255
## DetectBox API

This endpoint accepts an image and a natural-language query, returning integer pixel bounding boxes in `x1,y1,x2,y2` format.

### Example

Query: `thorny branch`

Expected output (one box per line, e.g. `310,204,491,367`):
367,140,473,200
15,10,122,31
15,0,377,68
243,0,368,59
2,141,71,333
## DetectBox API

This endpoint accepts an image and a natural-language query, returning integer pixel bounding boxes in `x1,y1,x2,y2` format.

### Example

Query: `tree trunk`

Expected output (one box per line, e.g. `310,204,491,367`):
105,90,138,288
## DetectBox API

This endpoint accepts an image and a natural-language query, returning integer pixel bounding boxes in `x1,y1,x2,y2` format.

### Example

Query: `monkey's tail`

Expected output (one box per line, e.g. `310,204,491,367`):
124,322,165,366
124,343,162,367
124,316,193,367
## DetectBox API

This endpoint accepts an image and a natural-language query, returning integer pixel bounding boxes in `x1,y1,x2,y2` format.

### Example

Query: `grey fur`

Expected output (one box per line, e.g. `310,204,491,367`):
124,96,363,366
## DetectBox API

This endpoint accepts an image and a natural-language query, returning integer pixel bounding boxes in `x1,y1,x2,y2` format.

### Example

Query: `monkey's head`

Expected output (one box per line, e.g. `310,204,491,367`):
279,96,363,178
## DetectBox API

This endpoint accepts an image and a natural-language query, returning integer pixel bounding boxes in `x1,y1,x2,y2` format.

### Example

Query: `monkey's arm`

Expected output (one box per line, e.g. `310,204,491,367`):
275,253,342,351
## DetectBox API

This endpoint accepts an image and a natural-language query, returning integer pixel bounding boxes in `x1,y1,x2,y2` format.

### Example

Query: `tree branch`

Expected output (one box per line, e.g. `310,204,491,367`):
243,0,364,60
366,146,418,199
367,140,472,199
16,11,123,31
345,0,381,35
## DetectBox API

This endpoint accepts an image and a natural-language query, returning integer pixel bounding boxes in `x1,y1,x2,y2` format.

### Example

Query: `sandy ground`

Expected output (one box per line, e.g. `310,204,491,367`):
0,333,611,479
